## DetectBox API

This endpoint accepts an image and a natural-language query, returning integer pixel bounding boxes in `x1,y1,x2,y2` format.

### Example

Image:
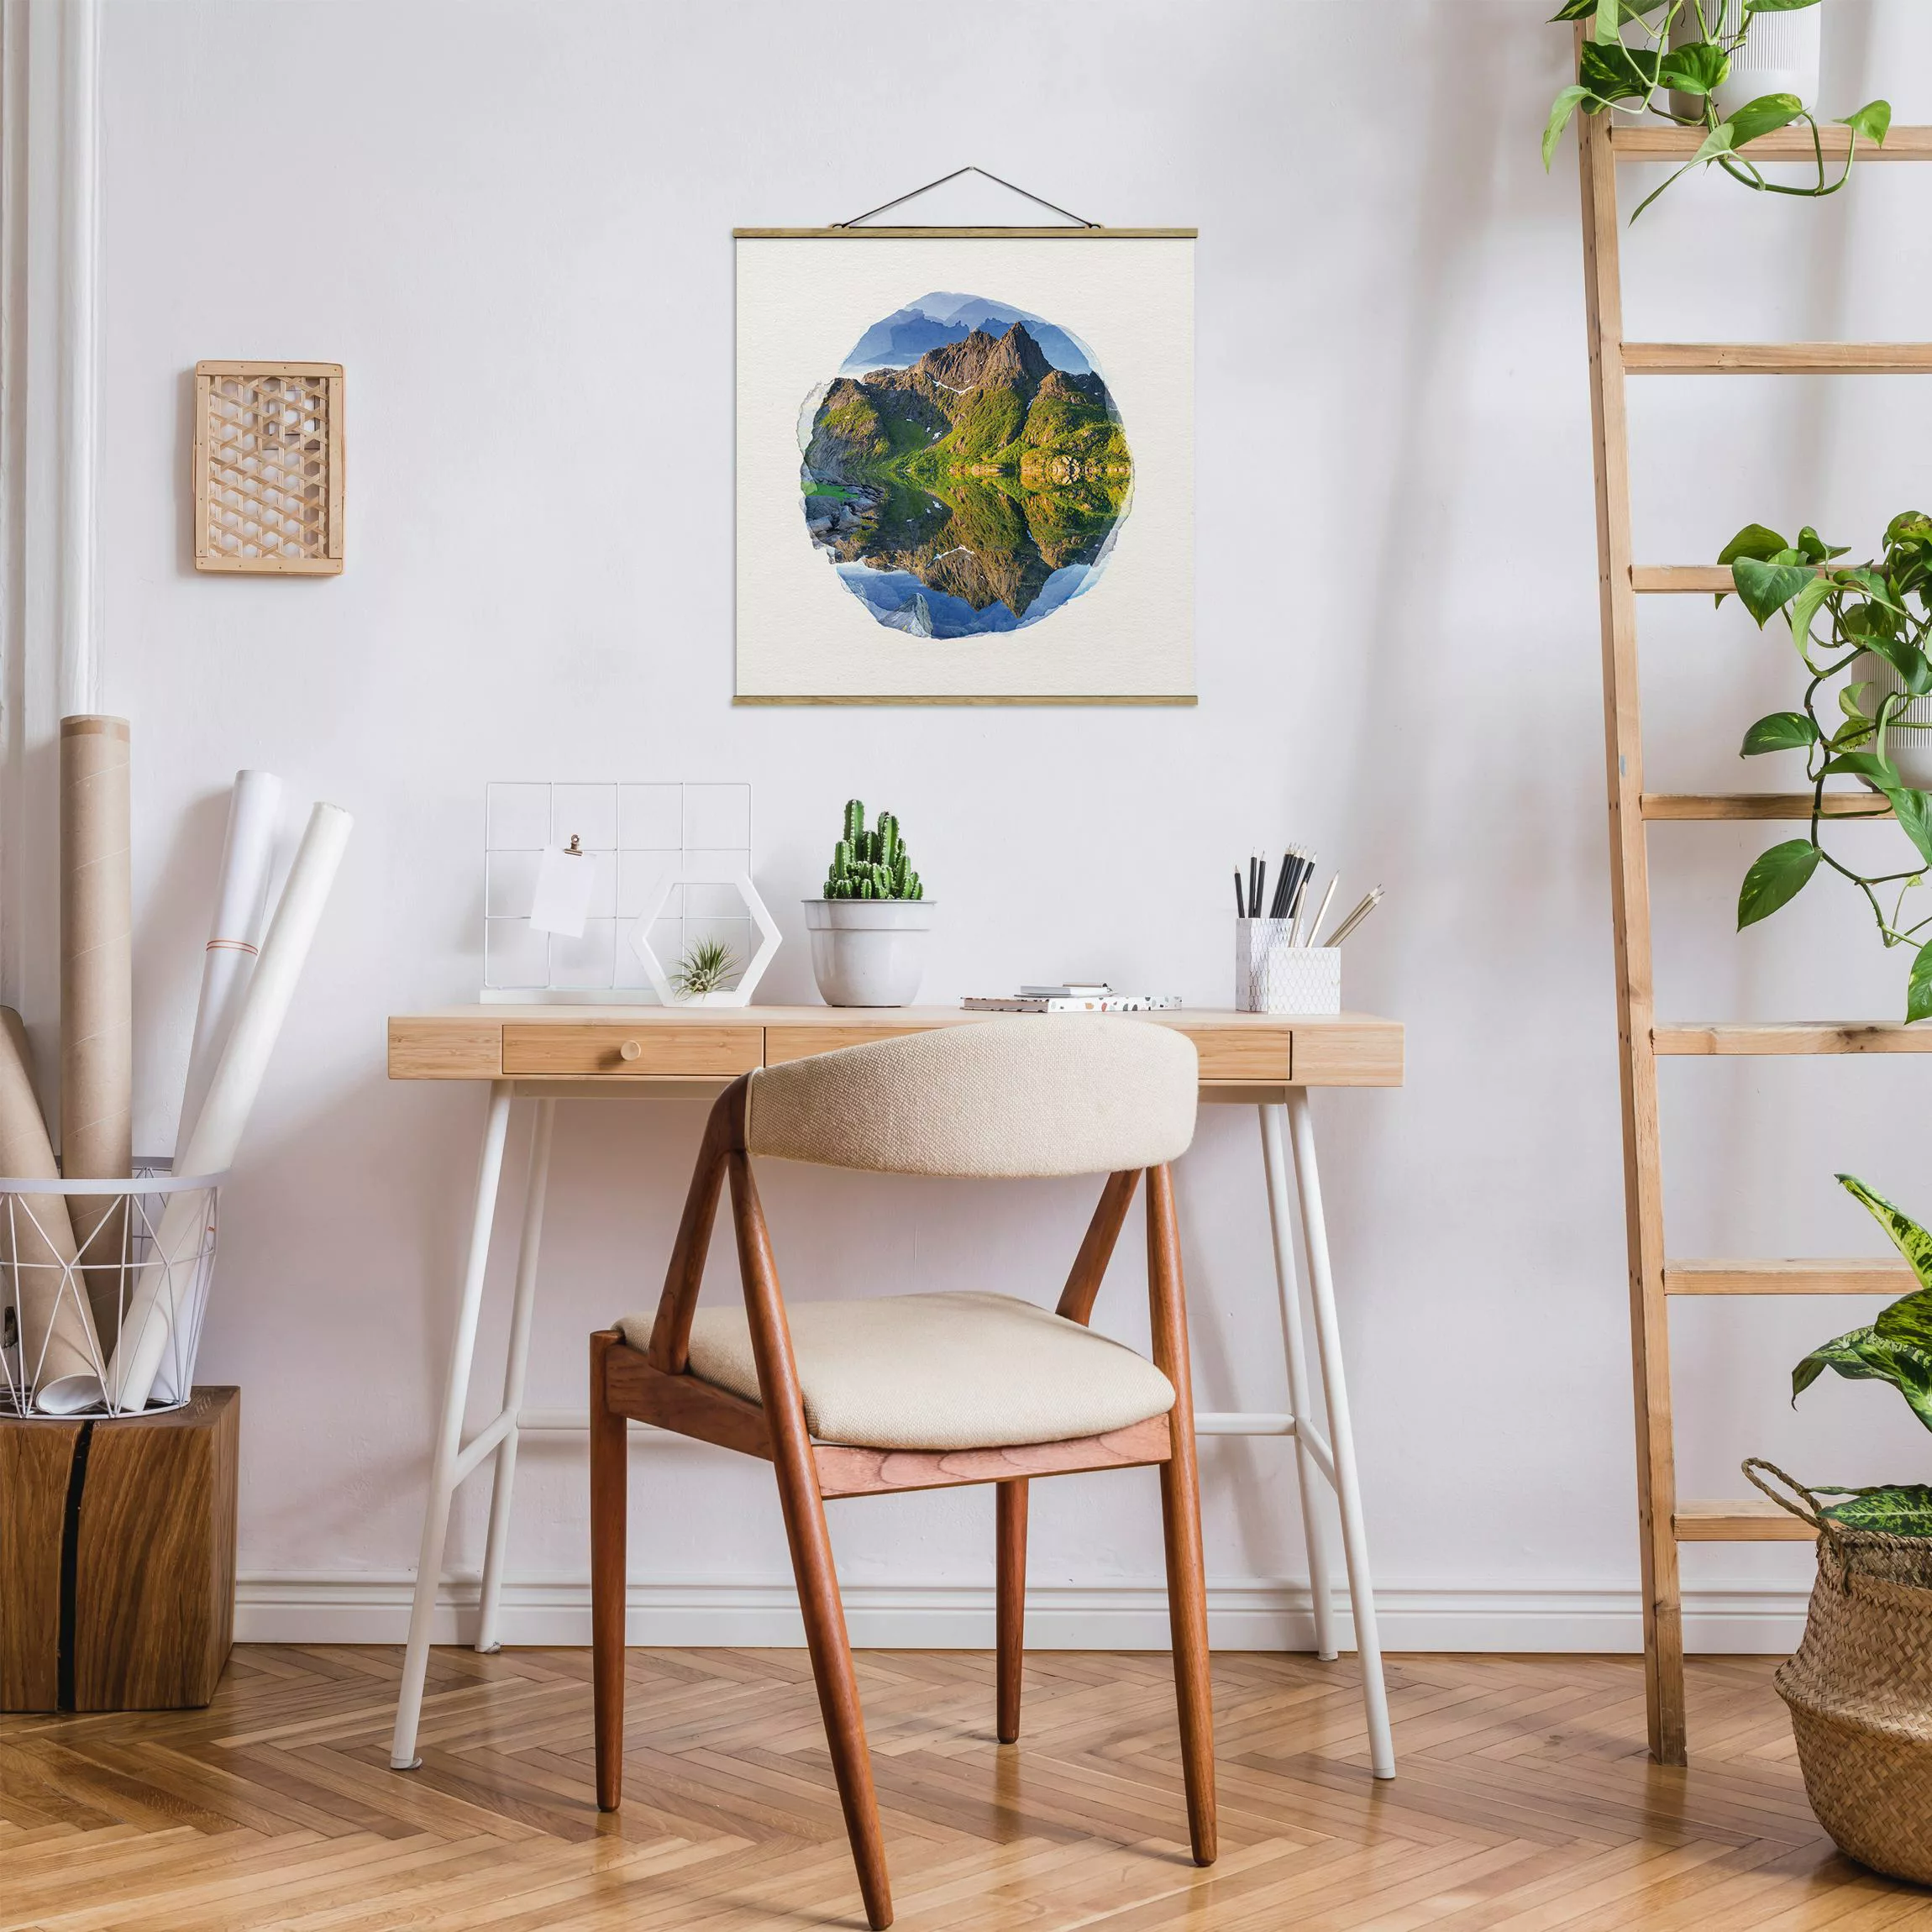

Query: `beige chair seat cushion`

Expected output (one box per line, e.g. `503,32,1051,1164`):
617,1292,1176,1452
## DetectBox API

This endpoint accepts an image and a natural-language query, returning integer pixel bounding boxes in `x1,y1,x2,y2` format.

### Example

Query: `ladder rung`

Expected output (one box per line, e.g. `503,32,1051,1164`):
1656,1021,1932,1056
1611,123,1932,164
1641,794,1889,822
1624,343,1932,375
1666,1257,1916,1296
1675,1499,1817,1542
1633,564,1730,594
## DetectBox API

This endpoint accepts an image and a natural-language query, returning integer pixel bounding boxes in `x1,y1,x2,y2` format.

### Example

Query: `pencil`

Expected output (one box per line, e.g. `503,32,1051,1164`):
1303,875,1338,949
1324,886,1383,948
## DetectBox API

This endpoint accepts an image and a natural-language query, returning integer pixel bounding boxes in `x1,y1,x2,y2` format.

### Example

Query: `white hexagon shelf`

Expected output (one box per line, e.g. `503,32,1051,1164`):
627,864,780,1008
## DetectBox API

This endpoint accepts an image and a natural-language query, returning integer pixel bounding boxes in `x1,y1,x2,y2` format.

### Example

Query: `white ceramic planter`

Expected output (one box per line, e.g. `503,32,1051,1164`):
1853,650,1932,789
1669,2,1823,119
1714,0,1822,117
803,899,935,1007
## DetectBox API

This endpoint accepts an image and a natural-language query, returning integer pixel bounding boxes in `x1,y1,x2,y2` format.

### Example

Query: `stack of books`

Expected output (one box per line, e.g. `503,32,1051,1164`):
961,984,1184,1014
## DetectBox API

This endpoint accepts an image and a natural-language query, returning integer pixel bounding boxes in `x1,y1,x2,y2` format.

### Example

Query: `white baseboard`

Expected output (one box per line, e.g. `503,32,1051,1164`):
234,1574,1809,1654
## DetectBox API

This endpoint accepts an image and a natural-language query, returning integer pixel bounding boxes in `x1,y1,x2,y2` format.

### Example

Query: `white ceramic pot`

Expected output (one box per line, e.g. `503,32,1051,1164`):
1710,0,1822,118
803,899,934,1007
1854,650,1932,789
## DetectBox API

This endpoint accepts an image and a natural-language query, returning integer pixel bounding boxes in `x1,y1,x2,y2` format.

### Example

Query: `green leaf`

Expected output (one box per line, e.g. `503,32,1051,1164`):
1785,575,1834,658
1792,1322,1932,1433
1882,511,1932,549
1820,1486,1932,1537
1579,39,1660,103
1911,938,1932,1024
1795,525,1845,564
1543,85,1591,169
1839,1173,1932,1294
1731,556,1811,626
1840,100,1893,147
1876,1285,1932,1356
1548,0,1599,16
1737,839,1820,927
1888,787,1932,869
1740,711,1818,756
1793,1326,1878,1400
1593,0,1622,43
1722,92,1805,149
1823,751,1902,786
1864,633,1932,697
1853,1332,1932,1429
1658,42,1727,96
1719,523,1791,566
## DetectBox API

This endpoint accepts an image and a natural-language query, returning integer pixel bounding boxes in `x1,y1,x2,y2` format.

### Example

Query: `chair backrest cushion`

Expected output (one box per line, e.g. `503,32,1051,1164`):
745,1016,1198,1178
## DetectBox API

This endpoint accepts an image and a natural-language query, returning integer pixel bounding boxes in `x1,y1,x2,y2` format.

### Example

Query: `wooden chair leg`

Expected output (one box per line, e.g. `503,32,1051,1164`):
996,1478,1027,1744
1147,1164,1218,1866
732,1152,893,1930
589,1331,628,1814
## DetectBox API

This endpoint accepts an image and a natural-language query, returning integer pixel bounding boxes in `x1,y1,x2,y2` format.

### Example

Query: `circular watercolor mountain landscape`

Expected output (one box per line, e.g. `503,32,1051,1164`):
799,292,1132,638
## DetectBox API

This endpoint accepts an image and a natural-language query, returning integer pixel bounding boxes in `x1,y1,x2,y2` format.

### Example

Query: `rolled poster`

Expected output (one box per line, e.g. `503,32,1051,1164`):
0,1009,102,1412
176,770,283,1161
60,716,134,1346
108,801,351,1411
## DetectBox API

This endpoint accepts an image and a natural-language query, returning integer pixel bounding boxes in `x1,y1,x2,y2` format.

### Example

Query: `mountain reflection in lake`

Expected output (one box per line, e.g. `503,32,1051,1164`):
808,475,1127,638
798,304,1132,640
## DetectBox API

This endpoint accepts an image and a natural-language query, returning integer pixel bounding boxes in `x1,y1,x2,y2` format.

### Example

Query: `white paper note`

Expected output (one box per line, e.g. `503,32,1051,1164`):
528,845,596,937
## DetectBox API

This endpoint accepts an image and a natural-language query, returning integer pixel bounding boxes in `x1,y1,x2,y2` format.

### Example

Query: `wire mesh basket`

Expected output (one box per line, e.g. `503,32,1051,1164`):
1236,919,1341,1015
0,1168,223,1418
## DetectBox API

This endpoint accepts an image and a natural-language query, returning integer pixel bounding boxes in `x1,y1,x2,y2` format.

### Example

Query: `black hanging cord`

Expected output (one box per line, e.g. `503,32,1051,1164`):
837,165,1097,229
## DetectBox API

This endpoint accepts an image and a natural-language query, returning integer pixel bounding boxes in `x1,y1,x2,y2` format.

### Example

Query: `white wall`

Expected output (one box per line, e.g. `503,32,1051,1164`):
44,0,1932,1648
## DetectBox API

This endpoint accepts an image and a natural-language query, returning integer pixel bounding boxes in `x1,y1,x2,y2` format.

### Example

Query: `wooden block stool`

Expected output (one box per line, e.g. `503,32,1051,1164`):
0,1387,238,1711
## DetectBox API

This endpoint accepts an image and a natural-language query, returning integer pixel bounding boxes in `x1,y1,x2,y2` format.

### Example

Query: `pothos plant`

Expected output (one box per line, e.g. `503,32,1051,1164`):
1725,512,1932,1020
1786,1174,1932,1537
1544,0,1890,220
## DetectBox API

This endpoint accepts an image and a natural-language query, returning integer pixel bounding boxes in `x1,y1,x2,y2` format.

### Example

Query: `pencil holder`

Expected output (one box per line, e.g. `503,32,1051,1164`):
1236,919,1340,1015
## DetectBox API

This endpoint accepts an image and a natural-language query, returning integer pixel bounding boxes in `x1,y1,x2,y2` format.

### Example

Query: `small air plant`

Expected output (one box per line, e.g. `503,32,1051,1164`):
669,935,738,1000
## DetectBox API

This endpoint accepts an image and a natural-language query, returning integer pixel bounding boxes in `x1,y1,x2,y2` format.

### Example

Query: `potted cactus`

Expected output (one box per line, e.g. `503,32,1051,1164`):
803,800,934,1007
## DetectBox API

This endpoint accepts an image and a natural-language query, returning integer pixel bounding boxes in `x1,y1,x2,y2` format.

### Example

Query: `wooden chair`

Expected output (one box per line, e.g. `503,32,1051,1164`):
590,1018,1215,1931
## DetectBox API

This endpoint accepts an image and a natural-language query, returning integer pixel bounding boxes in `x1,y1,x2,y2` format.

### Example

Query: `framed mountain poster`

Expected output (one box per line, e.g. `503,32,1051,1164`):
733,228,1194,704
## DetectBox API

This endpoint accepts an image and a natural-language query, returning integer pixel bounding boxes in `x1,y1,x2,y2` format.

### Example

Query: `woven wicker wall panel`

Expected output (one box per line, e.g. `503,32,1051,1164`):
192,362,344,575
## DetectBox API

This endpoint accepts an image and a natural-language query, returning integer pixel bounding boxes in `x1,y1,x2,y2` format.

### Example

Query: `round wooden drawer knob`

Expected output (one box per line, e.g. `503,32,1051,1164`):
619,1039,643,1062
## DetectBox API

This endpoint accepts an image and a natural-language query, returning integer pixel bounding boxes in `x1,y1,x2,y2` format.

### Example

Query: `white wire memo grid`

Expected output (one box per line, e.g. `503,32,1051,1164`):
483,782,755,1004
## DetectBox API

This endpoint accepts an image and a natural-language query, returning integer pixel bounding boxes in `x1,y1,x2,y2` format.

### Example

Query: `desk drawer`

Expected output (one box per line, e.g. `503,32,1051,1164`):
501,1025,762,1079
764,1023,933,1065
1183,1025,1292,1084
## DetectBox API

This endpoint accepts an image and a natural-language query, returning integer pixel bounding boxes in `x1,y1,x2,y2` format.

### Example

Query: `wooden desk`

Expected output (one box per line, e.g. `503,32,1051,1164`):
388,1004,1404,1091
383,1005,1404,1782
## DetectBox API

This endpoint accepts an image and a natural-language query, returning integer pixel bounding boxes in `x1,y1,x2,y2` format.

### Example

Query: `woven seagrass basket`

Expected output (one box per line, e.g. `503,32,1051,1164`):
1747,1458,1932,1884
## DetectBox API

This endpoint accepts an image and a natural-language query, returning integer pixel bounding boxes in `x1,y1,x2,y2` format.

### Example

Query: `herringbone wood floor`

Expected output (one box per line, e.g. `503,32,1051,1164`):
0,1645,1924,1929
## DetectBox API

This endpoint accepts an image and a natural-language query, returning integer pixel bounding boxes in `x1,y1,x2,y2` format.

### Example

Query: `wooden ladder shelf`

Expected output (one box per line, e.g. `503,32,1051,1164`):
1576,103,1932,1765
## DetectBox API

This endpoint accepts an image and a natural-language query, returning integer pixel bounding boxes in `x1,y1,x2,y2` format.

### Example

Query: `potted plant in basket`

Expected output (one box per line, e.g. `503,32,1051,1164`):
1746,1173,1932,1882
803,801,933,1008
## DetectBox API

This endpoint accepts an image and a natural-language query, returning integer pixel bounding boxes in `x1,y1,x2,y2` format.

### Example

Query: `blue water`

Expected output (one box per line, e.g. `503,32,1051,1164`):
835,562,1098,639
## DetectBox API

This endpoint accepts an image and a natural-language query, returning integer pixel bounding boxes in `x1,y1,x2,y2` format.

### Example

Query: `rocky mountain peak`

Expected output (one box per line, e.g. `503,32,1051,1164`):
916,321,1052,395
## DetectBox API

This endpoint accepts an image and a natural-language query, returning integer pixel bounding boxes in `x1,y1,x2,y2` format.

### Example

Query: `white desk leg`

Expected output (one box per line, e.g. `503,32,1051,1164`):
1286,1087,1395,1780
1258,1103,1340,1662
475,1096,556,1656
390,1079,515,1772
